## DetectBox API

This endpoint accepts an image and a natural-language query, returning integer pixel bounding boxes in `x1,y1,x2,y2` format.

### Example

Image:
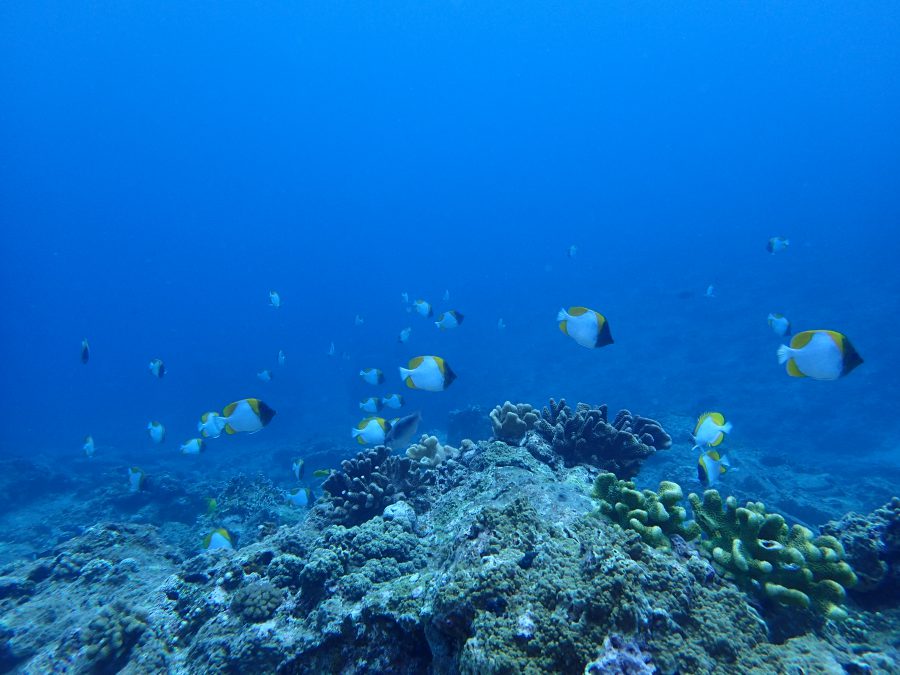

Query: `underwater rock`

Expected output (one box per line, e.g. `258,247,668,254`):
319,445,435,526
230,581,283,622
533,398,671,478
583,635,655,674
489,401,539,445
821,496,900,602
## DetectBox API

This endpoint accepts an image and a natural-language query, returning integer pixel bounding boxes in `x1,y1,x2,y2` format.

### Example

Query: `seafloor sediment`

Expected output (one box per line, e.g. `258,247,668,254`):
0,413,898,673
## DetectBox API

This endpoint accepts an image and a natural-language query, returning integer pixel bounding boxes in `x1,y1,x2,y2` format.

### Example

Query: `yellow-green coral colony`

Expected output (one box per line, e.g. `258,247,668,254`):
592,472,857,619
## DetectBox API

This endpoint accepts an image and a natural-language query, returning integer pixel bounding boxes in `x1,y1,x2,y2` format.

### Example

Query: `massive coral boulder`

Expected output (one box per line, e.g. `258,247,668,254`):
533,398,671,477
489,401,539,445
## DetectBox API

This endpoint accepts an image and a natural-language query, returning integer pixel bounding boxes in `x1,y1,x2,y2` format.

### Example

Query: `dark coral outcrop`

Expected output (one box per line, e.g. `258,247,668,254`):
533,398,671,478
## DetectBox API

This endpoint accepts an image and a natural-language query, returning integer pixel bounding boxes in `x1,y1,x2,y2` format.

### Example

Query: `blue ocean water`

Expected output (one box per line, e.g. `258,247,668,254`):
1,2,899,512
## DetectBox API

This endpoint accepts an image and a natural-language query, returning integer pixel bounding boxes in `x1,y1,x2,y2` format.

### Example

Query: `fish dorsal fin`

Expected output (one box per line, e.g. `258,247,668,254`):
358,417,374,429
247,399,260,415
569,306,588,316
217,528,231,541
706,450,720,461
203,533,212,548
709,412,725,426
790,331,815,349
432,356,446,373
409,356,424,369
786,359,805,377
223,402,237,418
694,413,712,434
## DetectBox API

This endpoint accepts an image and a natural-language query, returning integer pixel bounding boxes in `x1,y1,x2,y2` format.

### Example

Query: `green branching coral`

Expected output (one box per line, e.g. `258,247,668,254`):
591,472,700,547
688,490,858,620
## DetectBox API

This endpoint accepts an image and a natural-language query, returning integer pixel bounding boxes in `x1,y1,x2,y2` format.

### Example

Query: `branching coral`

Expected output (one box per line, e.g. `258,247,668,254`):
319,445,434,525
688,490,857,620
406,435,460,468
533,398,671,477
592,472,700,547
489,401,539,445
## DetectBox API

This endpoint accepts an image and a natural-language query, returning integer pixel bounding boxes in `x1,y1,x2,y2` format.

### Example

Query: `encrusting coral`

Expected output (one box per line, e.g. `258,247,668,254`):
231,581,283,623
592,472,700,547
533,398,671,478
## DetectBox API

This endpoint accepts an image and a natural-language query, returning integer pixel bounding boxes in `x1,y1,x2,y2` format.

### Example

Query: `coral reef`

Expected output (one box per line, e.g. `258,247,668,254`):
489,401,539,444
231,581,283,622
318,445,434,525
406,435,461,468
592,472,701,547
1,441,896,674
584,635,655,674
821,497,900,603
533,398,671,477
688,489,858,619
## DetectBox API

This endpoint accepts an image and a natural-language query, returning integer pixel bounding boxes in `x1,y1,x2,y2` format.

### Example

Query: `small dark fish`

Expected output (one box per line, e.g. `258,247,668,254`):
384,412,422,448
80,338,90,364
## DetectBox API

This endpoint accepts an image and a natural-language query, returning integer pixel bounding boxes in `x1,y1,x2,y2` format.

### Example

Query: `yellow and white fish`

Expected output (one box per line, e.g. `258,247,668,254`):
204,528,233,550
80,338,90,364
398,327,412,344
284,487,312,508
435,310,464,330
220,398,277,434
277,350,286,366
399,356,456,392
198,412,226,438
697,450,730,487
180,438,206,455
83,435,95,458
360,396,383,413
269,290,281,308
147,421,166,444
291,457,305,481
767,313,792,337
128,466,145,493
413,299,433,318
692,412,732,451
257,369,273,382
148,358,166,378
557,307,613,349
360,368,385,385
766,237,790,254
352,417,390,445
777,330,863,381
381,393,404,409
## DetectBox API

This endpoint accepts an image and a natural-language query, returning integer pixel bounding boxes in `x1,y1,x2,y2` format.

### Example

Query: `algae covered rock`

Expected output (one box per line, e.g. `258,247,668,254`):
689,489,858,619
592,472,701,547
79,601,149,671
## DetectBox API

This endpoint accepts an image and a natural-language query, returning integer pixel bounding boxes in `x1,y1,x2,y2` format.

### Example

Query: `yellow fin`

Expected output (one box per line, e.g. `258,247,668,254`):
569,306,589,316
707,450,720,461
432,356,446,373
408,356,424,369
694,413,712,434
223,402,237,417
790,331,815,349
709,412,725,426
786,359,805,378
225,424,236,435
248,399,260,415
709,433,725,447
558,321,569,335
404,376,416,389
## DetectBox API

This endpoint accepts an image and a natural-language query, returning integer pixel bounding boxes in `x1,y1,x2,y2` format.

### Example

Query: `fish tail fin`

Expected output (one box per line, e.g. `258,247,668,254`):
399,367,412,379
721,422,733,435
776,345,792,365
556,308,569,322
